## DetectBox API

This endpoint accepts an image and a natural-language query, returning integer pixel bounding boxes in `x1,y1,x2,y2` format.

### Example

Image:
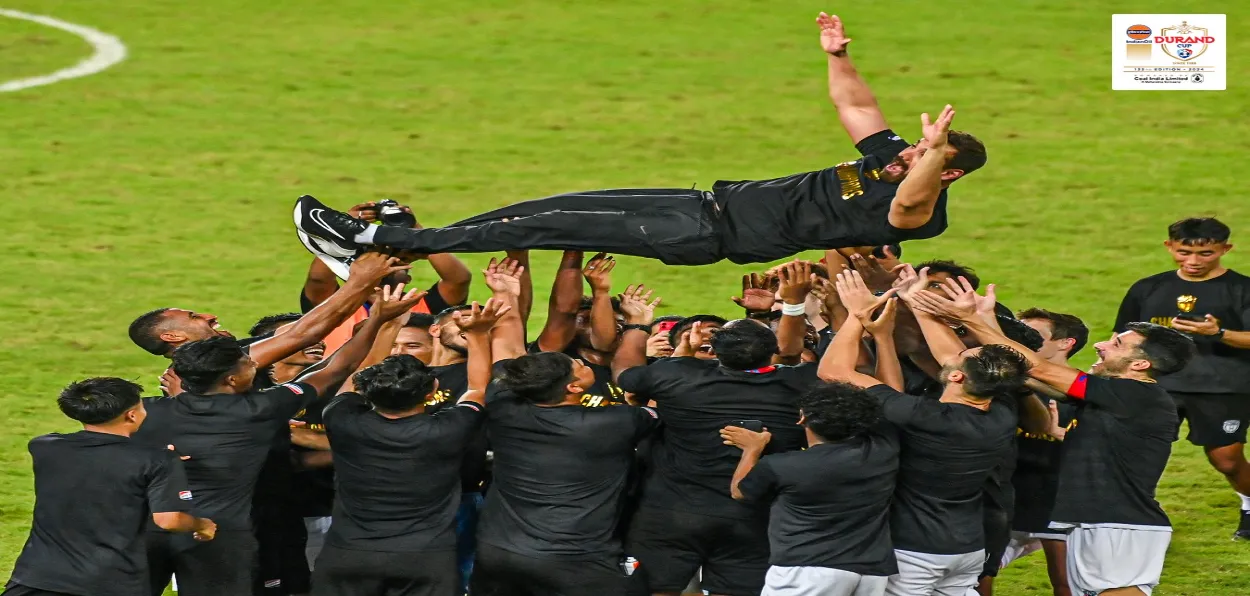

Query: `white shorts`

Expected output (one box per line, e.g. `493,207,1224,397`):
303,516,332,570
885,549,984,596
764,566,888,596
1000,530,1066,568
1064,525,1170,595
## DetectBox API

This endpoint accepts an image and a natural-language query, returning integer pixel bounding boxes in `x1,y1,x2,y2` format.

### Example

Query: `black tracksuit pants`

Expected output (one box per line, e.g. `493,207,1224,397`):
372,189,725,266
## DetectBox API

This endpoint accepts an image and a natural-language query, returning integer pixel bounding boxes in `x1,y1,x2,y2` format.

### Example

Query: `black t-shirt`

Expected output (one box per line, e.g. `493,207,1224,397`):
477,393,660,560
737,428,901,575
132,382,318,530
322,393,484,551
7,432,190,596
1049,374,1176,528
712,129,948,264
423,362,493,493
1114,269,1250,394
290,391,337,518
617,358,817,518
865,385,1015,555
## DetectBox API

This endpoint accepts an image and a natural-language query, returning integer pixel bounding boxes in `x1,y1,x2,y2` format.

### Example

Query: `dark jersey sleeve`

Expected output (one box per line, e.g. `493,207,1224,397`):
736,458,781,505
616,365,661,399
148,451,192,514
855,129,911,165
1113,279,1148,333
632,406,661,441
299,289,318,314
254,382,320,421
865,384,921,426
1065,373,1138,416
422,281,454,314
430,402,486,443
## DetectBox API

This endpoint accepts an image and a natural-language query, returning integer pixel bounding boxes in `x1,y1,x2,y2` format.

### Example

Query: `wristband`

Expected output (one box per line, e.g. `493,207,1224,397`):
781,303,807,317
622,324,652,333
1215,328,1226,339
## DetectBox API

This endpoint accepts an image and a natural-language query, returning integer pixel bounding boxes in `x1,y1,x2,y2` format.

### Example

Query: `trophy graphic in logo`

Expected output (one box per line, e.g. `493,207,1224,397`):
1176,295,1198,314
1156,21,1214,62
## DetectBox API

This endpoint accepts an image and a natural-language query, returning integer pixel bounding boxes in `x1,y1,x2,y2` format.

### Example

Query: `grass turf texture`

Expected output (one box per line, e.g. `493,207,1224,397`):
1,1,1247,593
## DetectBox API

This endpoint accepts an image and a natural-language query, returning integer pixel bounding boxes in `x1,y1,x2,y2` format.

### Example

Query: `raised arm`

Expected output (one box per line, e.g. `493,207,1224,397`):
909,285,1081,392
250,252,409,369
612,285,662,383
506,250,534,324
303,284,427,396
535,250,585,352
816,12,890,144
336,303,414,395
819,273,895,389
890,105,955,230
582,253,620,353
774,261,814,365
454,299,511,407
482,257,528,362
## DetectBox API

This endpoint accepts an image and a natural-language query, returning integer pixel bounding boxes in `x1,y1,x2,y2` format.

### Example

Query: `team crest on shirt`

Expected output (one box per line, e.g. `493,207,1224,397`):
835,161,866,200
1224,420,1241,433
1176,294,1198,313
178,490,193,501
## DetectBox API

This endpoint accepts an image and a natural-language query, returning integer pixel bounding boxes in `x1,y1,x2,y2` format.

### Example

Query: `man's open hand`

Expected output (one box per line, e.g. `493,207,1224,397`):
816,12,852,55
922,105,956,149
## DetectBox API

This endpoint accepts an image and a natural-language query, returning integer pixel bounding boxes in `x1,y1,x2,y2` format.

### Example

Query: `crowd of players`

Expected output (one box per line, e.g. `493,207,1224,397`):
7,10,1250,596
7,214,1250,596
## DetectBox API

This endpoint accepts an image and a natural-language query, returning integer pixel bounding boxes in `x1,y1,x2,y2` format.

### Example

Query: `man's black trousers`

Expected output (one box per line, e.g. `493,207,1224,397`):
372,189,725,266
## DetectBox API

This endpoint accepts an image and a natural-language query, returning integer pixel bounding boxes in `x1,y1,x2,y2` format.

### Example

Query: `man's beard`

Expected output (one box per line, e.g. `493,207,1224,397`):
442,340,468,357
879,156,908,183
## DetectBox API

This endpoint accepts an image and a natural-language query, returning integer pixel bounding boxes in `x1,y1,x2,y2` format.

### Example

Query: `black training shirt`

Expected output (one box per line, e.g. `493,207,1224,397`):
1049,374,1175,528
477,391,659,560
424,362,493,493
712,129,948,264
323,393,484,551
1114,269,1250,394
737,426,901,575
7,432,190,596
617,358,817,519
132,382,318,530
865,384,1015,555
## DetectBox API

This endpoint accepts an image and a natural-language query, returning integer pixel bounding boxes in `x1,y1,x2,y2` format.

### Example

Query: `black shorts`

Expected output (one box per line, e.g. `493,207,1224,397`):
979,498,1013,579
1011,467,1060,535
625,506,769,596
1171,392,1250,447
148,530,258,596
311,546,457,596
254,503,311,594
470,544,626,596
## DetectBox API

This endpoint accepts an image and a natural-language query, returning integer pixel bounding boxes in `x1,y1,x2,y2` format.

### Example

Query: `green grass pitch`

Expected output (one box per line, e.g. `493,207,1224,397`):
1,1,1247,593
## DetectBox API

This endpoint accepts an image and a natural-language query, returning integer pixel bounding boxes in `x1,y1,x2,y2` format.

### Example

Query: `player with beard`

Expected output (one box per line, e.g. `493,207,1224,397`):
826,272,1024,596
914,287,1196,596
133,285,425,596
4,378,215,596
1113,217,1250,540
128,253,408,373
292,15,984,268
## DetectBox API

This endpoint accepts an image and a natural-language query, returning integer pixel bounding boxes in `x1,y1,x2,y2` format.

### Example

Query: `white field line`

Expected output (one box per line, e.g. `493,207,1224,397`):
0,8,127,93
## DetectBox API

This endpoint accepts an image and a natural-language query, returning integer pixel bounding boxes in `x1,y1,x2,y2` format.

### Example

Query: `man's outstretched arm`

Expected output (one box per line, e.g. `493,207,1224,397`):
890,105,955,230
817,12,890,144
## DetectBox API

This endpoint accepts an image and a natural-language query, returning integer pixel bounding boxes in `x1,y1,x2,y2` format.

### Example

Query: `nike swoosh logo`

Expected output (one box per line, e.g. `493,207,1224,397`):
309,208,345,241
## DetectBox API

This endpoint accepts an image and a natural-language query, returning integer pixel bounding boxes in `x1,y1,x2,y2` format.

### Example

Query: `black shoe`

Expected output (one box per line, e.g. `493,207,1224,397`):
293,195,367,258
1235,510,1250,541
296,229,356,280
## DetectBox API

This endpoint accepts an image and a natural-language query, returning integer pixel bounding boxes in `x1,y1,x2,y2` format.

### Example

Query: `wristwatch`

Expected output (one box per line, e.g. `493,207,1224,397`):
1214,328,1227,339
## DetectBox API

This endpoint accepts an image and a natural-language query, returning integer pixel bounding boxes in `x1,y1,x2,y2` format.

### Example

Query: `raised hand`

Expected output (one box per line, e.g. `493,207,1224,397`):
347,202,380,222
893,265,929,302
618,284,662,326
777,260,815,305
456,298,513,333
1046,400,1068,441
646,332,675,358
483,257,525,297
372,284,427,322
907,277,977,321
816,12,852,55
160,367,183,397
583,253,616,294
921,104,956,149
732,272,778,313
833,270,879,315
857,292,899,337
849,253,903,292
974,283,999,318
720,425,772,452
349,252,412,285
